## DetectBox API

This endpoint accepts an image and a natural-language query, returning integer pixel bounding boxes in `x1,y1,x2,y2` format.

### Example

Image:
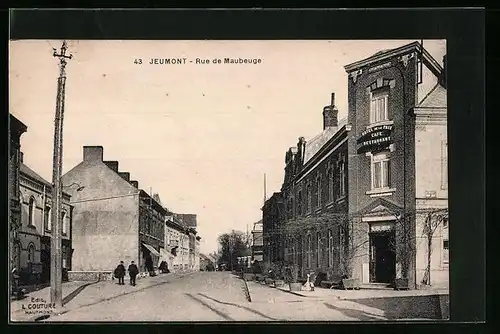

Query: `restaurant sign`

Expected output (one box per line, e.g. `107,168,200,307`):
357,124,393,154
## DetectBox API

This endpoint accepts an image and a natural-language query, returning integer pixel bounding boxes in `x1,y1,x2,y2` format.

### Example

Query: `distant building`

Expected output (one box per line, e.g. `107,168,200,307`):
262,192,285,265
199,253,214,271
62,146,166,280
251,221,264,262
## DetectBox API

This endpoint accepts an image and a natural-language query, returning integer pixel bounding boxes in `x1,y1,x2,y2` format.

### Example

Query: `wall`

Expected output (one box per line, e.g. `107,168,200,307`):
62,160,140,272
346,52,419,285
19,176,72,274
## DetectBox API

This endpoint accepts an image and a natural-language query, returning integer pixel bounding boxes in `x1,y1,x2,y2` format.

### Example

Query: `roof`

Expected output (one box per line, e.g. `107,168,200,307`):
20,163,71,197
344,41,443,78
303,117,347,164
370,48,393,57
417,84,447,108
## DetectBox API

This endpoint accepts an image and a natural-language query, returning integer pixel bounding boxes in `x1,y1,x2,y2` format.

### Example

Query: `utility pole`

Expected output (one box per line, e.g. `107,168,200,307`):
50,40,72,309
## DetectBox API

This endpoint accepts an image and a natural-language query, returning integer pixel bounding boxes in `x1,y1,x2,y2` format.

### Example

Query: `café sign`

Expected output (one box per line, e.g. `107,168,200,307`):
357,124,393,154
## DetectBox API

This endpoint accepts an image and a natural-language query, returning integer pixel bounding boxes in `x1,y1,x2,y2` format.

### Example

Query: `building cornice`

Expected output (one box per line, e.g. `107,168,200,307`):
414,108,447,124
344,42,443,78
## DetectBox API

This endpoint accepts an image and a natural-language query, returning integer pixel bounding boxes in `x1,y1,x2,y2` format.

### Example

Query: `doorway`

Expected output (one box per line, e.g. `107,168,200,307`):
369,231,396,283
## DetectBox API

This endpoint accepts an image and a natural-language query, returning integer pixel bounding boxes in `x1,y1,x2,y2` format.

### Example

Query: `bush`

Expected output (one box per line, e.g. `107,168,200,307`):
283,264,299,283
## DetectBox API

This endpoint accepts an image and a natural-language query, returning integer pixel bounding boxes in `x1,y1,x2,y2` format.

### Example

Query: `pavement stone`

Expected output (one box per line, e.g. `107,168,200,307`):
10,270,196,322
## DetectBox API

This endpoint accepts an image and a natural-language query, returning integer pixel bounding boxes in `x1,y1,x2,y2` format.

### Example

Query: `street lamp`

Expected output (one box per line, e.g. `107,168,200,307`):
63,182,85,192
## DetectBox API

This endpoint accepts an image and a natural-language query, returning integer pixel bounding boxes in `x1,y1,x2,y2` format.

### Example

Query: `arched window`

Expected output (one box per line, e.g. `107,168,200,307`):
44,206,51,231
62,211,67,235
28,197,36,226
28,243,35,263
327,229,334,268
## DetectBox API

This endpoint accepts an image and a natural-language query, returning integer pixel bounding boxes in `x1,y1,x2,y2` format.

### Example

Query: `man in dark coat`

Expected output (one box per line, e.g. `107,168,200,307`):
128,261,139,286
114,261,126,285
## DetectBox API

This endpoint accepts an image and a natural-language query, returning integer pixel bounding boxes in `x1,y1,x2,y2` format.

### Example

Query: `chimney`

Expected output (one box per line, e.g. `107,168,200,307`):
323,92,339,129
104,161,119,173
130,180,138,188
441,55,447,89
297,137,306,164
119,172,130,181
83,146,103,162
19,151,24,163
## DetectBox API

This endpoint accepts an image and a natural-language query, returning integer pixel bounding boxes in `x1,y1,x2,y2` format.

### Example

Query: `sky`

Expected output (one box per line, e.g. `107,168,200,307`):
9,39,446,255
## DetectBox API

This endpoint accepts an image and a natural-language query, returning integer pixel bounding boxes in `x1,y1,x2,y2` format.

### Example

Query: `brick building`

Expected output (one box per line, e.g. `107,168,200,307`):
262,192,285,265
278,93,350,279
62,146,165,279
344,41,448,288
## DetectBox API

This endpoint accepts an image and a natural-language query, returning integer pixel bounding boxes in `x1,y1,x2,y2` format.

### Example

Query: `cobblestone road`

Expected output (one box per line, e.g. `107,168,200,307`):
31,272,444,322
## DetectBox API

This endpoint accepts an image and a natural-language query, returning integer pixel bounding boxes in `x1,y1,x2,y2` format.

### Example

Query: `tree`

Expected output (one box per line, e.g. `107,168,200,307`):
216,230,250,270
420,208,448,285
263,206,448,286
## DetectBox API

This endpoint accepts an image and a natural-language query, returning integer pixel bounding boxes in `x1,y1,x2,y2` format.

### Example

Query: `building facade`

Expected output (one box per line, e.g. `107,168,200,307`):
163,216,185,272
279,93,350,279
9,114,27,279
251,221,264,262
262,192,285,265
265,42,448,290
62,146,165,279
344,41,448,288
18,160,74,284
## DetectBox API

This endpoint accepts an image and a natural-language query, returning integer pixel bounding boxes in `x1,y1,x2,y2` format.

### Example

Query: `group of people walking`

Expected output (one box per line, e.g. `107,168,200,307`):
114,261,139,286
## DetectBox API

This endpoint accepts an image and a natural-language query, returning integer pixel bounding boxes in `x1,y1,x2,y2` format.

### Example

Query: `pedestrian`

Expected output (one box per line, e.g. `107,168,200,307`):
128,261,139,286
114,261,126,285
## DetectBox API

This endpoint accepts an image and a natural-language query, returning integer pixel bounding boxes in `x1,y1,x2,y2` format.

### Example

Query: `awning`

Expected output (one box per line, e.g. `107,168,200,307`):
142,243,160,257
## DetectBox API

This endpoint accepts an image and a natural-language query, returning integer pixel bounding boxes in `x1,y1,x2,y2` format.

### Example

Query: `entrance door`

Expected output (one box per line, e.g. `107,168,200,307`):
369,231,396,283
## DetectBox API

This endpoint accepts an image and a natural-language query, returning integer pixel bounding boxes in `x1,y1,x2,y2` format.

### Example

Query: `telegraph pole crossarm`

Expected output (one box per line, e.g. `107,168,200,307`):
50,40,72,311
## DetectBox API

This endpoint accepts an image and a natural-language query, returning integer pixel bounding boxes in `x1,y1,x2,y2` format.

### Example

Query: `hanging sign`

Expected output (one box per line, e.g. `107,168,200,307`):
356,124,393,154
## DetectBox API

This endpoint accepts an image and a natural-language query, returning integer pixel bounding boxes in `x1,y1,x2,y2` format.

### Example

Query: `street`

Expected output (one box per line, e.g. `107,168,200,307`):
35,271,445,322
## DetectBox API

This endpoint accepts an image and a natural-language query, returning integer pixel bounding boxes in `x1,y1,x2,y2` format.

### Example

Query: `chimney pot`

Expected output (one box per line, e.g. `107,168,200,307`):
83,146,104,162
323,92,339,129
19,151,24,163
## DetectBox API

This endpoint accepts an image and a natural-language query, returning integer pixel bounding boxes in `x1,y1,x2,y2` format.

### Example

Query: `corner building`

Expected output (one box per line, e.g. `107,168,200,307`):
344,42,448,288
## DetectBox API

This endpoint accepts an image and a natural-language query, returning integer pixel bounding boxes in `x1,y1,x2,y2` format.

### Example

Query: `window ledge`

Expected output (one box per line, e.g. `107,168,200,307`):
366,188,396,197
336,196,347,204
326,201,335,209
366,120,394,129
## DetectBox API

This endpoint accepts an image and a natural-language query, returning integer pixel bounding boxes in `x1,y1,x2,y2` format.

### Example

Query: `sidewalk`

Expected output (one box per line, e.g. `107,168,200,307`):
246,281,449,320
10,270,196,322
273,284,449,301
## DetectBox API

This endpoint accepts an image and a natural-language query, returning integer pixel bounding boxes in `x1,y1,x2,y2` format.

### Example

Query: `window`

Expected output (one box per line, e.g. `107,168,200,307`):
443,239,449,264
44,206,51,231
442,217,448,229
441,140,448,190
370,90,389,123
306,233,312,267
297,191,302,216
307,184,312,213
327,168,334,202
316,232,321,267
339,160,346,197
28,197,36,226
327,229,334,268
372,152,391,189
316,176,322,208
62,211,67,235
28,243,35,263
